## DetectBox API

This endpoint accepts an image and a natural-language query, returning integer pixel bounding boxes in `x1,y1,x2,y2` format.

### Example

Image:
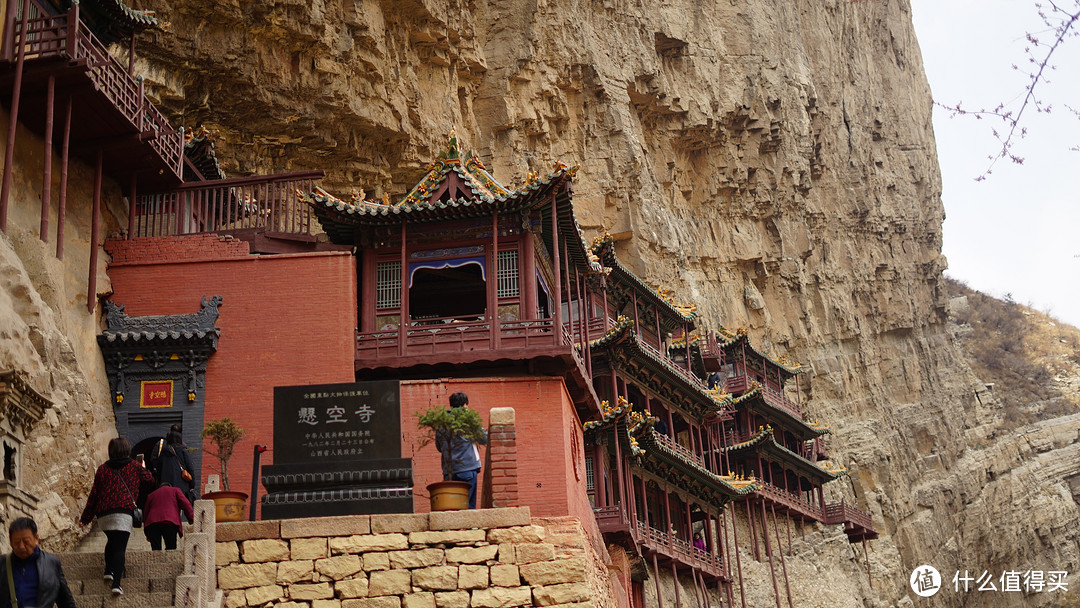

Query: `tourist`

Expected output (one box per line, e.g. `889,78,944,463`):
79,437,154,596
435,392,487,509
143,482,194,550
1,517,76,608
693,532,707,553
151,426,197,504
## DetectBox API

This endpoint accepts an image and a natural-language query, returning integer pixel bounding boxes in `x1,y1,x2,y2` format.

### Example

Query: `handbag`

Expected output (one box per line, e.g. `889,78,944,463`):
113,466,143,528
170,445,194,482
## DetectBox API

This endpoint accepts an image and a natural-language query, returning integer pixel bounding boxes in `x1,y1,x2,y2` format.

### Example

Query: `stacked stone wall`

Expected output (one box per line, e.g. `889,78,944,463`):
214,508,609,608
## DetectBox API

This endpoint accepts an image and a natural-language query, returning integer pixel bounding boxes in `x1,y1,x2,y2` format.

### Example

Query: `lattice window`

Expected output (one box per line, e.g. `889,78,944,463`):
376,262,401,309
585,456,594,491
497,250,519,298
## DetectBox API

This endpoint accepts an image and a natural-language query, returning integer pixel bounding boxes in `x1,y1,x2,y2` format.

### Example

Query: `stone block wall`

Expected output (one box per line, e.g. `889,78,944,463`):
214,508,608,608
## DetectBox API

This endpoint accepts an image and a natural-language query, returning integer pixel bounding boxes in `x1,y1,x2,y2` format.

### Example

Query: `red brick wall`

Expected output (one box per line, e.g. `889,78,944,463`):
400,377,596,528
105,237,357,510
105,234,251,263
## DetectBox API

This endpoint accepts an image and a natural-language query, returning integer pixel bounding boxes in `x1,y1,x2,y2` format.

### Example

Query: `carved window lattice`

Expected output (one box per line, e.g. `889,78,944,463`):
497,251,519,298
376,262,401,309
585,455,594,491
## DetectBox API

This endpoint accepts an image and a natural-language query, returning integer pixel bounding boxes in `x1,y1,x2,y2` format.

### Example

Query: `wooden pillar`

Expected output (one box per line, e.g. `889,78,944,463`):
490,211,499,349
127,175,137,240
522,230,536,320
771,504,794,608
632,292,639,327
730,506,747,608
359,248,375,332
655,307,663,351
671,562,682,608
56,97,71,258
759,501,782,608
745,501,759,561
399,221,408,357
0,0,32,233
864,539,872,588
550,191,562,346
562,241,573,343
640,476,650,529
128,33,136,75
86,151,102,313
652,554,665,608
663,488,675,548
40,75,55,242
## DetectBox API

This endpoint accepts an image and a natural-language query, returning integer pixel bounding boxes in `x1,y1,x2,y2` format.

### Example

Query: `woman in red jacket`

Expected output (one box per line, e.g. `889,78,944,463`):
79,437,154,596
142,482,193,550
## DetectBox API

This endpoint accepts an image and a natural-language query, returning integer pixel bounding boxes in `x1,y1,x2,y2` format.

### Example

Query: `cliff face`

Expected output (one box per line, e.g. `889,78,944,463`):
31,0,1070,604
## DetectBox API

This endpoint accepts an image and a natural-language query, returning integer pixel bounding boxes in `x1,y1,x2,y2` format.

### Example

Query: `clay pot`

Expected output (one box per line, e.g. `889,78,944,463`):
202,490,248,522
426,481,471,511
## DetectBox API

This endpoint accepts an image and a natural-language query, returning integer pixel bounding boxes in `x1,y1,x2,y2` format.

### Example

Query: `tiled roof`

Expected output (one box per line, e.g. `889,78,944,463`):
80,0,158,45
398,130,509,205
637,430,758,497
715,326,806,376
721,426,847,482
183,126,227,182
591,234,697,331
731,382,829,440
588,318,733,421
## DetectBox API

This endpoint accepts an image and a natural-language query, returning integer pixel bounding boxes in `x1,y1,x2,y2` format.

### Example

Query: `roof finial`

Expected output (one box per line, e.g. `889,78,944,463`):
446,128,460,162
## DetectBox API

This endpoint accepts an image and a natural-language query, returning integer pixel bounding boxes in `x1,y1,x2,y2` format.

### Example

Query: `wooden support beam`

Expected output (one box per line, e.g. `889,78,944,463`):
398,221,407,357
489,211,499,350
652,554,665,608
40,75,55,242
86,150,102,313
56,97,71,259
771,503,794,608
551,191,561,346
671,562,682,608
729,506,747,608
759,501,782,608
0,0,32,233
127,174,137,239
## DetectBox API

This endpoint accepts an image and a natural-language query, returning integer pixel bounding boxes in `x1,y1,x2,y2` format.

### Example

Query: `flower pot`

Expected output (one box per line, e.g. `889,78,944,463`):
203,490,248,522
427,481,471,511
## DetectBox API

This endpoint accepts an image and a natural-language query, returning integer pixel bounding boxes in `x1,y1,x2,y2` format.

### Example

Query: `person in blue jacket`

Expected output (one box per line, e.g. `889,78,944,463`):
1,517,76,608
435,392,488,509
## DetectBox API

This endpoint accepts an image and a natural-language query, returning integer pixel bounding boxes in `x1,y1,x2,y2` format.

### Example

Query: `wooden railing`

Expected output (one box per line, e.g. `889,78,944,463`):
5,0,183,177
593,506,629,534
636,522,723,573
755,481,823,521
133,171,323,238
651,430,706,469
824,500,874,531
357,317,585,362
724,373,802,418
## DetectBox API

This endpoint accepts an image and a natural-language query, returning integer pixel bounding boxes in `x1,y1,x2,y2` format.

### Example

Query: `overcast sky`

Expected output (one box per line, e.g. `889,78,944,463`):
909,0,1080,328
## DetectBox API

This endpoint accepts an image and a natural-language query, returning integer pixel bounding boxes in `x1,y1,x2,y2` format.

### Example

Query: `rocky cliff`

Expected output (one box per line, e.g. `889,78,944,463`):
126,0,1079,605
5,0,1078,604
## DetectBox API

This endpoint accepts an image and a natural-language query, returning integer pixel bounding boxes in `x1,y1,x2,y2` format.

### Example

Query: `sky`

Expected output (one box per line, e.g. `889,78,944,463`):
909,0,1080,328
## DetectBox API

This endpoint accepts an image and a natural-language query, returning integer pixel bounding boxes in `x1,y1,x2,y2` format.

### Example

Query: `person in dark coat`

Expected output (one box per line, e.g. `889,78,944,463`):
143,482,193,550
1,517,76,608
151,428,197,503
434,392,487,509
79,437,154,596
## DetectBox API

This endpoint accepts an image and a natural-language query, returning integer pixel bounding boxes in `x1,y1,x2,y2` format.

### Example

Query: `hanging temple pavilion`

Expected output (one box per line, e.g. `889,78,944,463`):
0,3,876,607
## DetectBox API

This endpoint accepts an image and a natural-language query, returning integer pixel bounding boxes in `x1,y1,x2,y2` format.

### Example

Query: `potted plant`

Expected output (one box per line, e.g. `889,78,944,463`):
416,404,486,511
201,417,248,522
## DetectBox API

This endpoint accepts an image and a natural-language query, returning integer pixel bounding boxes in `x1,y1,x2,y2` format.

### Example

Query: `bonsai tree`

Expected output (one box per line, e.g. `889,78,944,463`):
201,417,244,491
416,404,485,480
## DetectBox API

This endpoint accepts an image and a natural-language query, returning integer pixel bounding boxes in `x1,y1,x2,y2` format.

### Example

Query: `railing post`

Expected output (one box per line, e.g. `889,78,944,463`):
66,3,77,56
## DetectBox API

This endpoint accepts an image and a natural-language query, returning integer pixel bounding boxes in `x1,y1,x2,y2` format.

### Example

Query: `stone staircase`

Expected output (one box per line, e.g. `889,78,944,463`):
58,549,182,608
56,501,221,608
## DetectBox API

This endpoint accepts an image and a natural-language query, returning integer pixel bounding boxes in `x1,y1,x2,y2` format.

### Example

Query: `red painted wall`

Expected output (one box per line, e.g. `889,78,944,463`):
105,237,357,510
400,377,597,529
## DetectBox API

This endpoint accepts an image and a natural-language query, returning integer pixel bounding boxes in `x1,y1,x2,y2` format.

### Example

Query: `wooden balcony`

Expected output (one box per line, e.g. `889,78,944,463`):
751,480,824,522
132,171,333,253
594,505,631,535
1,0,183,189
652,430,707,470
724,374,802,419
356,318,600,415
824,500,877,542
635,521,726,579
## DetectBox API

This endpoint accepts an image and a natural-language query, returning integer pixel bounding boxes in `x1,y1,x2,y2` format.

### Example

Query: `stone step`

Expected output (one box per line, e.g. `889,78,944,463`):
60,550,184,569
75,591,174,608
66,576,178,596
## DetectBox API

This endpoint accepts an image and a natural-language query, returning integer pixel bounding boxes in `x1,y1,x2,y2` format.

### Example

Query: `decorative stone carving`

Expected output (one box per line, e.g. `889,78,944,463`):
0,370,53,519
